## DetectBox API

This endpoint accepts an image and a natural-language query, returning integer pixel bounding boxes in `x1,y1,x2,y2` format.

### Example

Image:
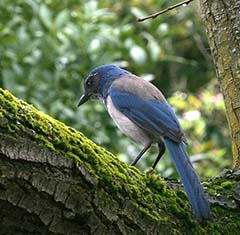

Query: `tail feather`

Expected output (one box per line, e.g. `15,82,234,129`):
164,137,211,220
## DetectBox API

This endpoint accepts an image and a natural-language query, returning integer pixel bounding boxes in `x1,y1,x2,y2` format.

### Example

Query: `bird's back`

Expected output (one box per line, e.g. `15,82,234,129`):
111,74,165,101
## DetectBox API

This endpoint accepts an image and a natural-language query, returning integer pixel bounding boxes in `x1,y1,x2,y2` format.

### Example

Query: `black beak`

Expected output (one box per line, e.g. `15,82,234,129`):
77,94,90,106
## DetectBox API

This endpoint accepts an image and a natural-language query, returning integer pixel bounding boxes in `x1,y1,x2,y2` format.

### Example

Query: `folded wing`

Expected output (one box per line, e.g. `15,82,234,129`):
109,86,186,144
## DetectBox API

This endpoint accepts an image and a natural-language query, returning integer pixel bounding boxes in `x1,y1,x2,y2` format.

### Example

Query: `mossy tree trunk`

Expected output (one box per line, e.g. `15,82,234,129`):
199,0,240,168
0,88,240,235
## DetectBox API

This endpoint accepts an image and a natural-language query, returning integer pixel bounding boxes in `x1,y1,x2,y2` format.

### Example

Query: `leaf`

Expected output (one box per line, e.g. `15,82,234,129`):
39,4,52,28
55,10,70,28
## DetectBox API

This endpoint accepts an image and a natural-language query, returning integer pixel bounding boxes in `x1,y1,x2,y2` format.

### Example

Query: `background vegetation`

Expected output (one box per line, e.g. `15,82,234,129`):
0,0,231,178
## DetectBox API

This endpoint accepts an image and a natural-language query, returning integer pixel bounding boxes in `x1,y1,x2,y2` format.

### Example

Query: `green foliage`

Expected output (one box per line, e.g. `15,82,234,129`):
168,80,231,177
0,0,231,178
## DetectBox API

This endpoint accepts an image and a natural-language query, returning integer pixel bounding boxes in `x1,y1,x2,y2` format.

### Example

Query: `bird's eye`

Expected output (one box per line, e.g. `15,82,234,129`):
85,72,98,87
86,79,92,87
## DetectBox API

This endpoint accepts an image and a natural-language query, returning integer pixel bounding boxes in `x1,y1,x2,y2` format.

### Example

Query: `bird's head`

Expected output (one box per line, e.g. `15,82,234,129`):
77,64,128,106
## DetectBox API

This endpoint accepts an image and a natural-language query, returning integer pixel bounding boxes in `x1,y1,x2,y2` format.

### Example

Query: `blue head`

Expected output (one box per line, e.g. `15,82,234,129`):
78,64,128,106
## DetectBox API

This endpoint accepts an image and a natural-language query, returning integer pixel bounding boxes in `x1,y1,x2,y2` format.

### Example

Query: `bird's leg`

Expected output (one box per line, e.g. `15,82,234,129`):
152,142,166,169
130,143,152,166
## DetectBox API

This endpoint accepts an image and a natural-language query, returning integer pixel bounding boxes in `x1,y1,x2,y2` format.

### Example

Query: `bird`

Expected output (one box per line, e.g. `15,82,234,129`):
77,64,211,220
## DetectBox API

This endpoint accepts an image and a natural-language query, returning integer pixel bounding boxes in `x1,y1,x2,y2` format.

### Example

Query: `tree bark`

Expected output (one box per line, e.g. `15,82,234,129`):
0,89,240,235
199,0,240,168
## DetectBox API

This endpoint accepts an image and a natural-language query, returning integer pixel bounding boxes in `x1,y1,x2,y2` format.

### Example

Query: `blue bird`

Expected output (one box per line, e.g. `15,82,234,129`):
78,64,211,220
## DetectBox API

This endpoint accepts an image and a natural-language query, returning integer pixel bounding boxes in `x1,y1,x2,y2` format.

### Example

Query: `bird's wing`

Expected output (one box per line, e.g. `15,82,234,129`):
109,79,186,143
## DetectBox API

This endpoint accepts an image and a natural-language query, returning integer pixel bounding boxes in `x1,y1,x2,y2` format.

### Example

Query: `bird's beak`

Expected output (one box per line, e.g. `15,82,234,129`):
77,94,90,106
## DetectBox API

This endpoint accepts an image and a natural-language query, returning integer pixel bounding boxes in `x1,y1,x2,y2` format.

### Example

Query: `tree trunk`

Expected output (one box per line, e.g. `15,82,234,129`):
199,0,240,168
0,89,240,235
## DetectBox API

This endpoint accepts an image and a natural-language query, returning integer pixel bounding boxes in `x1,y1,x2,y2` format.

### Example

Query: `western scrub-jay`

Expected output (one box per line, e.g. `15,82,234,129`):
77,64,211,220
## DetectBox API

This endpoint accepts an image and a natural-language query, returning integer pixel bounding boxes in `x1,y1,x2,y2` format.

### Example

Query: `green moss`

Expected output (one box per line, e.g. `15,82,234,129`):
221,181,233,189
207,174,235,198
144,169,167,194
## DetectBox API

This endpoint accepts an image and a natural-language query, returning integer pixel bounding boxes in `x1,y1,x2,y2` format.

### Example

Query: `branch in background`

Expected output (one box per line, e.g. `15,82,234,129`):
137,0,194,22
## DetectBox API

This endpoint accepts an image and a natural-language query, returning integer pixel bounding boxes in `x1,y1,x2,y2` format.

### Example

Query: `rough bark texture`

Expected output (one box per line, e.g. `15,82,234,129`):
0,90,240,235
199,0,240,168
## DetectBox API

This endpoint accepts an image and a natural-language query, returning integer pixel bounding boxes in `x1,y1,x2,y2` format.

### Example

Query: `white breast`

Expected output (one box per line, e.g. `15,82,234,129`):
106,96,150,146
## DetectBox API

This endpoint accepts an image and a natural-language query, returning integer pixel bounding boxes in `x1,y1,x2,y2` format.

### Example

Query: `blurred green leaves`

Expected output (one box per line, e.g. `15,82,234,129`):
169,79,231,177
0,0,231,178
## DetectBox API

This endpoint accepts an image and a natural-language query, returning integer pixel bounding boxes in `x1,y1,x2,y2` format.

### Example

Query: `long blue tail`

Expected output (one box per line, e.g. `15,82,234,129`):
164,137,211,220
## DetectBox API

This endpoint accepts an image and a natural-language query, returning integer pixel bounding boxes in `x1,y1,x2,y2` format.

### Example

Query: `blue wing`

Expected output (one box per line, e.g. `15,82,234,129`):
109,87,186,144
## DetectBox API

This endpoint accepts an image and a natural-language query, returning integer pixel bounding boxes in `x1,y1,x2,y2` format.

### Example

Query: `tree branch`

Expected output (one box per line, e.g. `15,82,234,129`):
1,88,240,234
137,0,194,22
